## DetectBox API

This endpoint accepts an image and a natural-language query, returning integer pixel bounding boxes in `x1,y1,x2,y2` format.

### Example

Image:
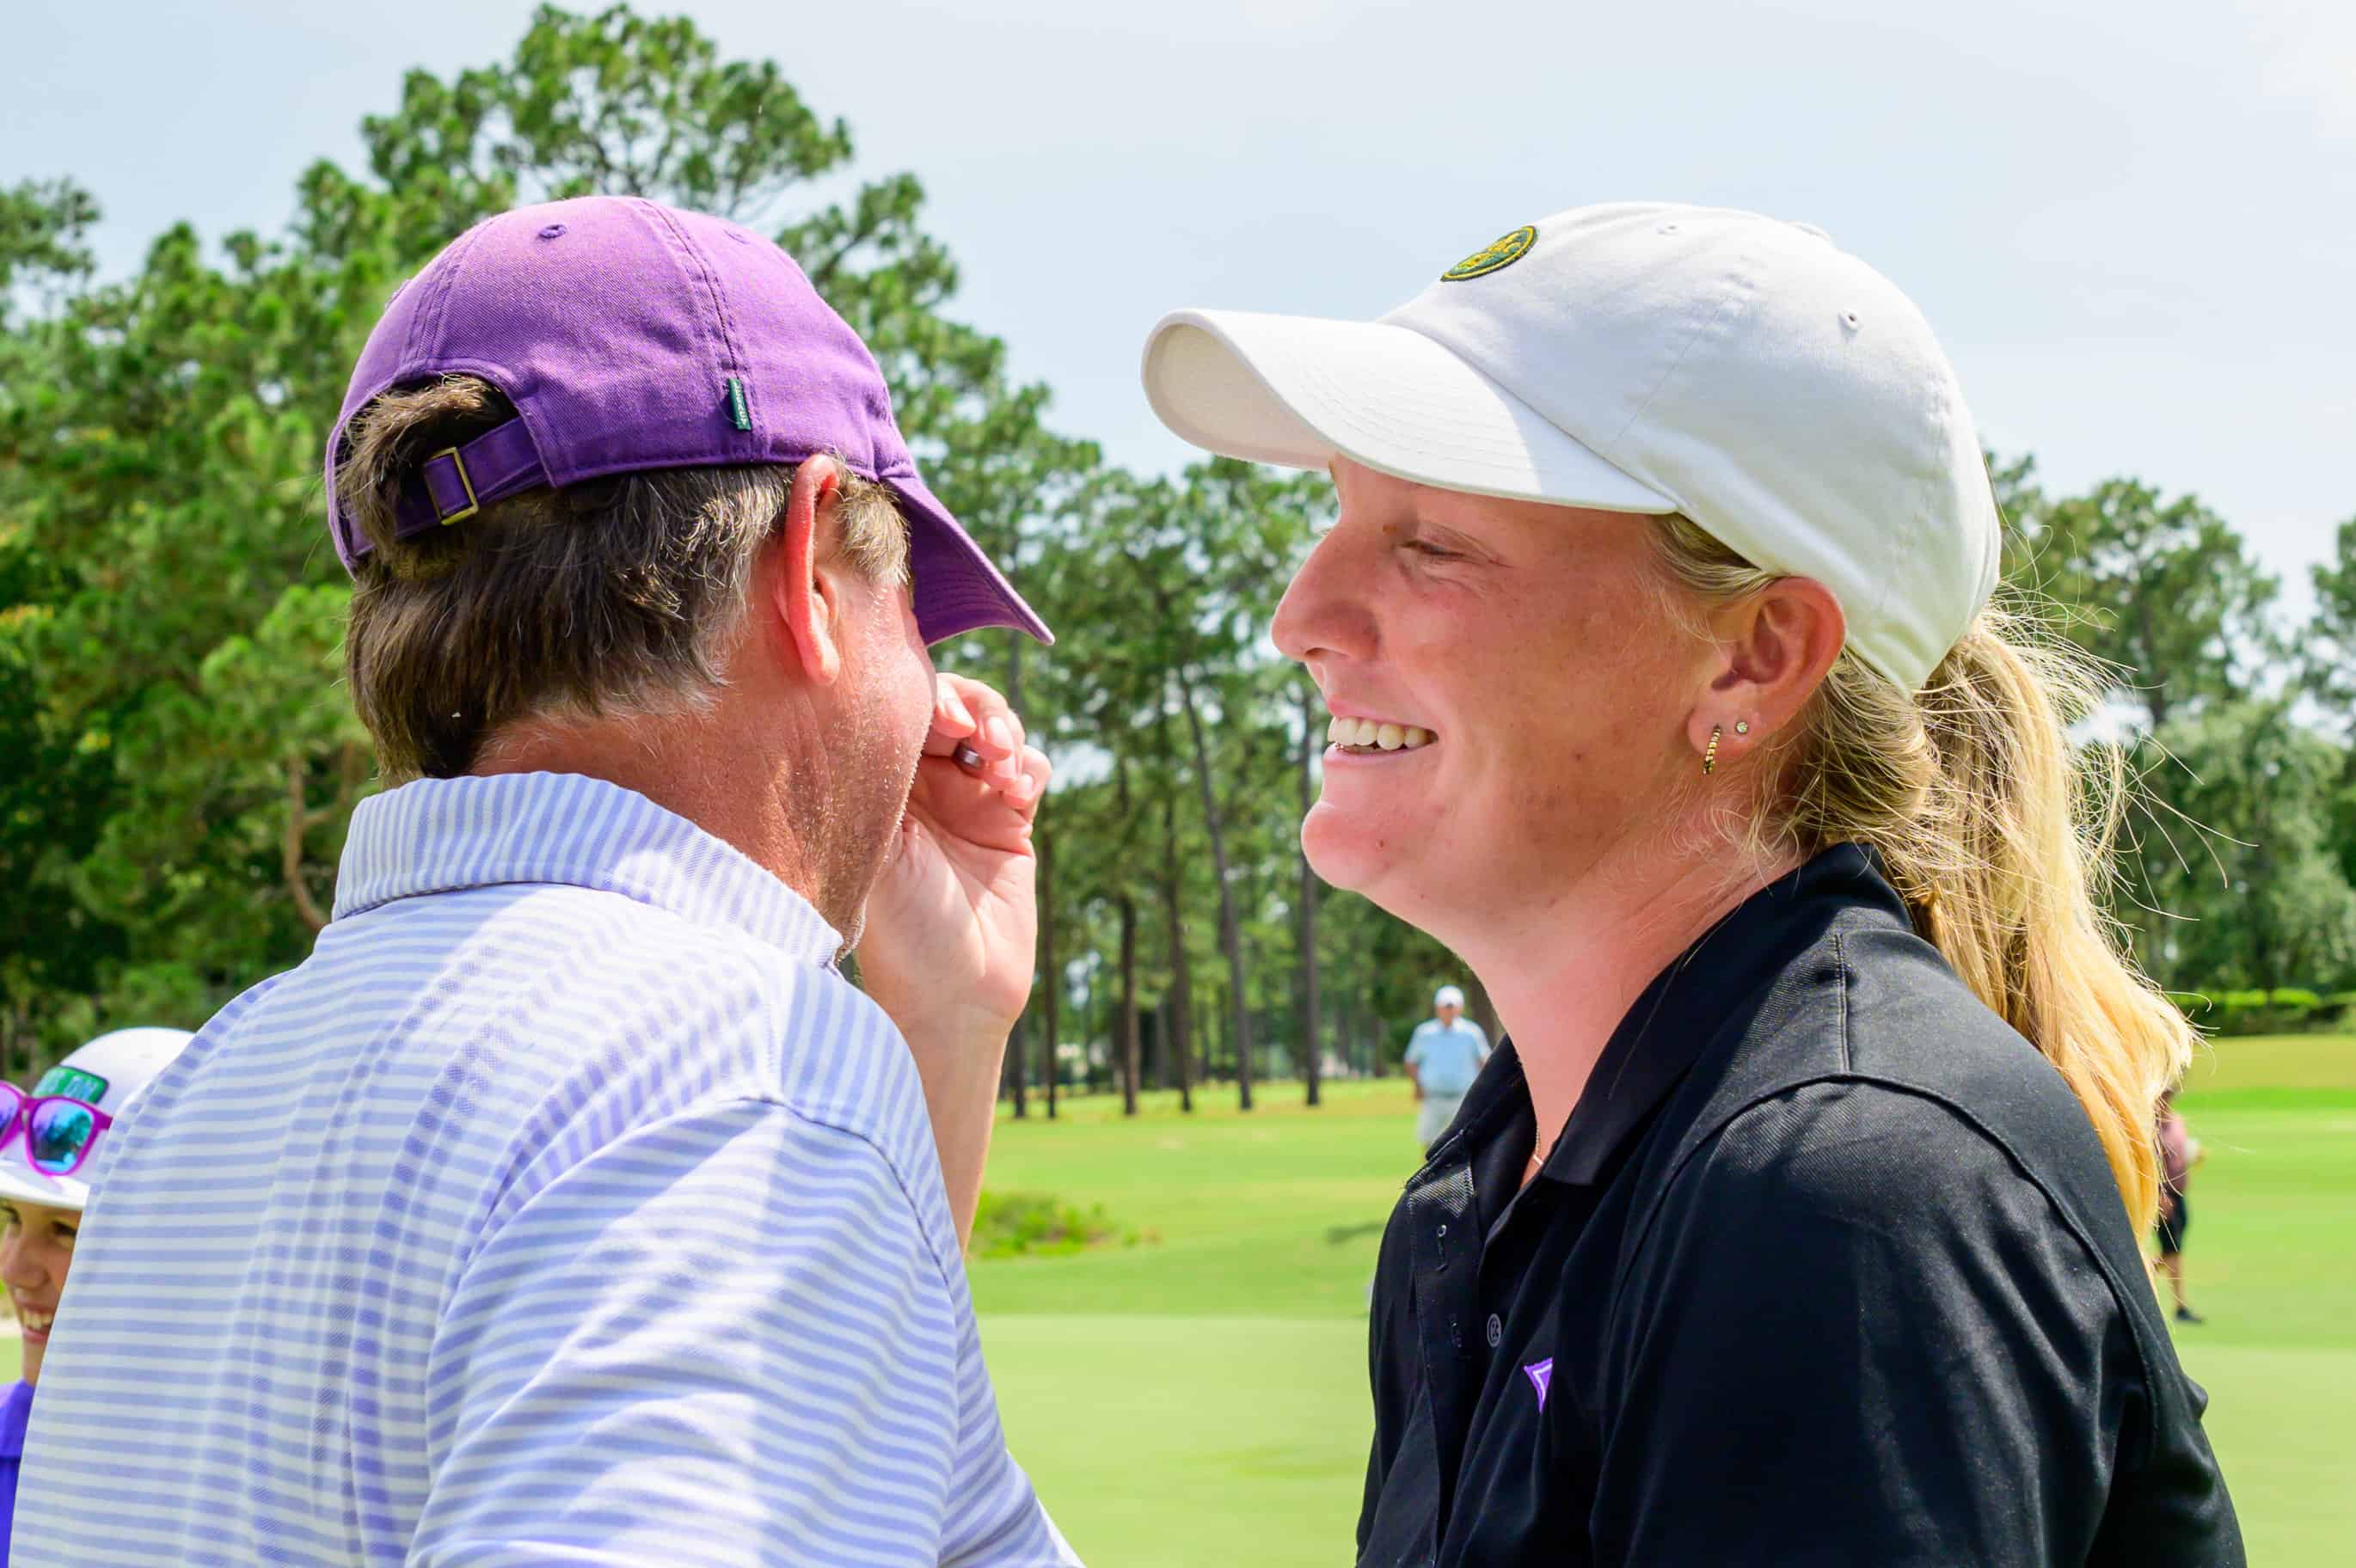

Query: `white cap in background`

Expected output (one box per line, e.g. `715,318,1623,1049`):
1434,985,1467,1009
0,1027,195,1212
1140,202,2001,692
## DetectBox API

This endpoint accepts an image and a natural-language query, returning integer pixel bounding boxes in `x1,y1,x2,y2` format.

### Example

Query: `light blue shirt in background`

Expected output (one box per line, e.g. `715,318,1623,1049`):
15,772,1076,1568
1405,1016,1491,1098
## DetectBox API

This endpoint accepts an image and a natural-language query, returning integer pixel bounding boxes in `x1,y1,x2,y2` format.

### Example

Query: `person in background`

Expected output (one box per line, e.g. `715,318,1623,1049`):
2156,1086,2206,1323
0,1026,193,1566
1405,984,1490,1153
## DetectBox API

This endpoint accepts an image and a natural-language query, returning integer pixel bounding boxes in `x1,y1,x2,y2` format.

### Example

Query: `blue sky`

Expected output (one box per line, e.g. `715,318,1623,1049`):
9,0,2350,625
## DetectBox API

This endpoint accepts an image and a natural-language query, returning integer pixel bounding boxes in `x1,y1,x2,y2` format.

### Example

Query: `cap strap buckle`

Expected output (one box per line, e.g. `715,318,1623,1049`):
424,447,480,527
387,417,549,543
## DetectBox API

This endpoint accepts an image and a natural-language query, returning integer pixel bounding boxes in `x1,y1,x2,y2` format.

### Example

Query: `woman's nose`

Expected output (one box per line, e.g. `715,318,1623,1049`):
1272,530,1374,667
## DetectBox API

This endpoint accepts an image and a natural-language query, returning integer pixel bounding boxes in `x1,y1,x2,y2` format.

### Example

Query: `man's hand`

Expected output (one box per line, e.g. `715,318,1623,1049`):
856,672,1049,1245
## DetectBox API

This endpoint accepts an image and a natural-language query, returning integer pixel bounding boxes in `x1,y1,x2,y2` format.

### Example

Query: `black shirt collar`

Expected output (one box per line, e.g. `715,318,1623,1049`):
1433,844,1911,1187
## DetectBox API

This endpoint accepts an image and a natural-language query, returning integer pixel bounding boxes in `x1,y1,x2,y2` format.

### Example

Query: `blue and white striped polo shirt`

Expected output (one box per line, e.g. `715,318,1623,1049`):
16,772,1077,1567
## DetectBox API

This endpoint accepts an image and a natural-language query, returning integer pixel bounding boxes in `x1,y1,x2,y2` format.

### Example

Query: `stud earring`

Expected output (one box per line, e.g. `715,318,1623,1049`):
1735,720,1750,736
1703,724,1721,775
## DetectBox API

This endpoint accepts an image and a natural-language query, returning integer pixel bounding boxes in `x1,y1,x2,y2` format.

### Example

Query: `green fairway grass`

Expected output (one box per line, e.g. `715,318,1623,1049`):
973,1082,1404,1565
1,1037,2338,1560
977,1038,2356,1565
2162,1032,2356,1561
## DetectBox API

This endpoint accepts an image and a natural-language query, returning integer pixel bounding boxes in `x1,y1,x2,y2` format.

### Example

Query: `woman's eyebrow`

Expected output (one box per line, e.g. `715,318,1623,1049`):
1411,517,1506,561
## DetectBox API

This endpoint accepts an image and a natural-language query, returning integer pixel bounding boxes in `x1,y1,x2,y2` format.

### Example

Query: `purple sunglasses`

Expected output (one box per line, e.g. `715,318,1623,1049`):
0,1084,114,1179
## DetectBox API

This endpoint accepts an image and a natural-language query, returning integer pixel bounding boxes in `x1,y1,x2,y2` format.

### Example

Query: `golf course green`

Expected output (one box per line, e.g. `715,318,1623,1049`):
976,1037,2356,1565
0,1036,2337,1559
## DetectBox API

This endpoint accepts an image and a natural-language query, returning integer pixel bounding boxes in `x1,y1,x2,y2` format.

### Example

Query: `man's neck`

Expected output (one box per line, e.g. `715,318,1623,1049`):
471,710,825,912
1462,840,1801,1158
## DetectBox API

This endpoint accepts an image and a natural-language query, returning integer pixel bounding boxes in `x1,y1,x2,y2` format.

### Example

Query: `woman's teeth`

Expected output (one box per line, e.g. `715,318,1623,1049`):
1326,716,1435,752
17,1308,52,1333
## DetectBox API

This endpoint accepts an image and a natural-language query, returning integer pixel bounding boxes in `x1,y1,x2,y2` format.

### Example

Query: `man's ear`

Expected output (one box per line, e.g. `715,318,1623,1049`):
1684,577,1847,764
770,455,846,685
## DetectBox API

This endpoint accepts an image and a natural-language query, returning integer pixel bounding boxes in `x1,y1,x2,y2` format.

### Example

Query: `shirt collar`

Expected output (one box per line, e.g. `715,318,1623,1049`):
333,772,844,968
1434,843,1908,1187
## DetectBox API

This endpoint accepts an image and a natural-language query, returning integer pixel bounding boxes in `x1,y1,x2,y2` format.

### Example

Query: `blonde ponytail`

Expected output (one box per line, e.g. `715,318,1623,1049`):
1652,515,2191,1232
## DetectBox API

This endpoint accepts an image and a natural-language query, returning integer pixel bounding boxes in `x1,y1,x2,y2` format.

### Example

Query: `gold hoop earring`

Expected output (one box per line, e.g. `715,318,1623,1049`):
1703,724,1721,776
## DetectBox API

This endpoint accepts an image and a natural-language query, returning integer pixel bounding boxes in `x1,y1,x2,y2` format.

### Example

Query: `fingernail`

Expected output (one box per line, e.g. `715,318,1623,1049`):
986,717,1012,750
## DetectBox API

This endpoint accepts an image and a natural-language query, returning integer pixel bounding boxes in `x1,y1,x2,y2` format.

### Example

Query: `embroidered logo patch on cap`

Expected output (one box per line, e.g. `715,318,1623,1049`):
35,1066,107,1104
1441,225,1537,282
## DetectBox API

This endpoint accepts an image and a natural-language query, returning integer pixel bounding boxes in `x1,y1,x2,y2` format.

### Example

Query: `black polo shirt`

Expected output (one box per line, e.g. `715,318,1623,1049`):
1358,845,2242,1566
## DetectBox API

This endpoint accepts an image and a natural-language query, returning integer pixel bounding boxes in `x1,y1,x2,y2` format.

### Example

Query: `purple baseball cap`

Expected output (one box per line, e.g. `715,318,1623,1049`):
325,195,1050,646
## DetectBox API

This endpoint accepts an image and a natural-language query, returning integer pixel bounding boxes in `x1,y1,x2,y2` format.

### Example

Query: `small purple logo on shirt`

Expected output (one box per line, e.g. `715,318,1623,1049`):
1523,1357,1554,1411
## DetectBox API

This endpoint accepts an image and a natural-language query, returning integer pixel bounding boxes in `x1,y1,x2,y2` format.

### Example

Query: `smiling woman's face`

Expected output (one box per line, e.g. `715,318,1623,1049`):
0,1197,80,1387
1272,458,1709,940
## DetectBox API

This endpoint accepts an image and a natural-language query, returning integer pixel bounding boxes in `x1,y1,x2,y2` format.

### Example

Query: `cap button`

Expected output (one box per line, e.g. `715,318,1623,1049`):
537,224,568,241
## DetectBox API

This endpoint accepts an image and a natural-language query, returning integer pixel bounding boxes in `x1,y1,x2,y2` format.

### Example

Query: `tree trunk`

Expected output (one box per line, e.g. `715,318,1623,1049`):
1120,894,1140,1116
1160,783,1195,1113
1174,949,1196,1112
283,757,328,934
1212,983,1229,1084
1154,991,1173,1092
1004,638,1028,1118
1007,1012,1029,1118
1175,666,1252,1111
1114,757,1141,1116
1080,945,1100,1095
1298,684,1322,1107
1039,823,1058,1119
1199,983,1215,1083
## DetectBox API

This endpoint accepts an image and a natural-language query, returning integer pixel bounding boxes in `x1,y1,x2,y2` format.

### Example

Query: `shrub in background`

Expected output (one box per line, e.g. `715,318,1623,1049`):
2167,987,2355,1036
967,1191,1150,1259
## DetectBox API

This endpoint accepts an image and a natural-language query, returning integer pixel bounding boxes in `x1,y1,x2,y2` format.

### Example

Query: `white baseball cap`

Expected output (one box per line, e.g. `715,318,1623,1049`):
0,1026,194,1212
1140,201,2001,692
1434,985,1466,1009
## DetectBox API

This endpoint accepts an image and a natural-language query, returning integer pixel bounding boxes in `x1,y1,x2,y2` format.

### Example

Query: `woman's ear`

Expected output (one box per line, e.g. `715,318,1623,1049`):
1687,577,1847,766
767,456,847,685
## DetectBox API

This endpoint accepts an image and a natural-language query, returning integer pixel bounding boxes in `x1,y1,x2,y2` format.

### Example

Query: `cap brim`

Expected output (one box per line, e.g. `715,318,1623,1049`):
1142,309,1678,516
886,471,1053,647
0,1160,88,1214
